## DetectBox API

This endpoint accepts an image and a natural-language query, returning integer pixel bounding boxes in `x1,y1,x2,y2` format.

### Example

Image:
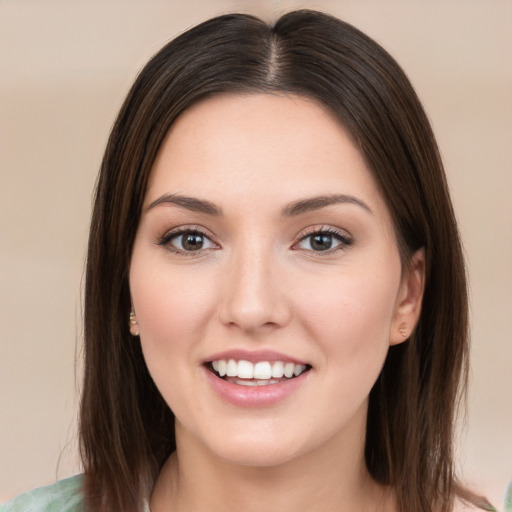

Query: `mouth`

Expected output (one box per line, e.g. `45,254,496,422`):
207,359,312,387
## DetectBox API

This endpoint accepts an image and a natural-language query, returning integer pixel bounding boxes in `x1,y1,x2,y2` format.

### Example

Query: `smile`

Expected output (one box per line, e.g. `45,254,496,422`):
209,359,310,386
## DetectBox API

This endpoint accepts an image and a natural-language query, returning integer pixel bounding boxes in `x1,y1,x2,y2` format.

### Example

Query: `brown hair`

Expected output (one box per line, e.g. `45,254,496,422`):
80,10,487,511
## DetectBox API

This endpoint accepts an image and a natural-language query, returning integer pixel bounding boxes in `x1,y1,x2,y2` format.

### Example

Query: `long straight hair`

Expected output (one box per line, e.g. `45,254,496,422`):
80,10,486,511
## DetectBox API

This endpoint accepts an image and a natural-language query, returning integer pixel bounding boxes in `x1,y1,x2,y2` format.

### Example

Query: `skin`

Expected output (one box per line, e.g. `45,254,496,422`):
129,93,425,512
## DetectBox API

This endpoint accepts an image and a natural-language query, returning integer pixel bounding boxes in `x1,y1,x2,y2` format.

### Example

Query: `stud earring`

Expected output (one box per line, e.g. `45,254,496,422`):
129,309,140,336
399,324,408,338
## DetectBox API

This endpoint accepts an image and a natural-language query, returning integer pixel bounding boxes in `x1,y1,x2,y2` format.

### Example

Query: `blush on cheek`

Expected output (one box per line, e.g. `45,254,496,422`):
134,274,216,352
300,277,398,356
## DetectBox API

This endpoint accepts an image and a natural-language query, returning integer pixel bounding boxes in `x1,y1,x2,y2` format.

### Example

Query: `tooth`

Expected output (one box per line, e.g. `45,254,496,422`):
214,358,307,381
271,361,284,378
294,364,306,376
236,378,257,386
218,359,227,377
226,359,238,377
284,362,294,378
237,360,254,379
253,361,272,379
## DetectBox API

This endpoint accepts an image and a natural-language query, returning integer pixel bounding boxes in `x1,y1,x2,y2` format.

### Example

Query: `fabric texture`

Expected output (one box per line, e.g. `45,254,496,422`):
2,475,510,512
1,475,151,512
1,475,84,512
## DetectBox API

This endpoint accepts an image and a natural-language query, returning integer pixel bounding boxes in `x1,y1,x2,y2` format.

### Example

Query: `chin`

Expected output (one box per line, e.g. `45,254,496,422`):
215,442,301,468
196,422,317,469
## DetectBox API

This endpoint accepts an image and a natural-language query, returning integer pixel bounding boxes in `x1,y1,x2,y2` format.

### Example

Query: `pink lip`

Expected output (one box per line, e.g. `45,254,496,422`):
202,364,311,408
203,349,309,365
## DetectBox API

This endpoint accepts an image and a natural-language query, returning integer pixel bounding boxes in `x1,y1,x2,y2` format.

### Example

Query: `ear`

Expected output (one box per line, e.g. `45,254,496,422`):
389,248,425,346
129,307,140,336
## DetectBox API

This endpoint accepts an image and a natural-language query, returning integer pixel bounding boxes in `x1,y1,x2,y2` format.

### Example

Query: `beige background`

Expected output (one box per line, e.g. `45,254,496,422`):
1,0,511,506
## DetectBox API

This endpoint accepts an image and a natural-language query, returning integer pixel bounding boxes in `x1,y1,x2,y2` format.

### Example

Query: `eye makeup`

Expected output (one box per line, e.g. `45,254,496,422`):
293,225,353,254
155,222,353,258
156,225,219,257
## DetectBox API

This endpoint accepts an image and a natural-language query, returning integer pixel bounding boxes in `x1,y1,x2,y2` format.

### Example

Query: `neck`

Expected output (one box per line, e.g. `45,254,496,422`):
150,407,395,512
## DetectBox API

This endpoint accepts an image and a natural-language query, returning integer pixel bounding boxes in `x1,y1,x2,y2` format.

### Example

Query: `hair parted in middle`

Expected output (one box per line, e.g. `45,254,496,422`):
80,10,474,512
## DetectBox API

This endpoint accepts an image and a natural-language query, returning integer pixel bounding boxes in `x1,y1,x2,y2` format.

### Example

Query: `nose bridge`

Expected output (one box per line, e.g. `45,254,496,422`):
219,234,290,332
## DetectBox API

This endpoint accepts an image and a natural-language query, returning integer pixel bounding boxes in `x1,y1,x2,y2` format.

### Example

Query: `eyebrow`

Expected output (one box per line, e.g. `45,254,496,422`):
281,194,373,217
145,193,372,217
146,194,223,216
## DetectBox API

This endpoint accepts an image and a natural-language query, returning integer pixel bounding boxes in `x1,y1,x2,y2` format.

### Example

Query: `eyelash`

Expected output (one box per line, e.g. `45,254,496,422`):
157,227,216,257
294,226,353,254
157,225,353,256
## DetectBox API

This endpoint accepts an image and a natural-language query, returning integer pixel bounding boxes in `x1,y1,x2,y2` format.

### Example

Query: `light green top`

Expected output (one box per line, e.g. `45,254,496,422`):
1,475,84,512
2,475,511,512
1,475,151,512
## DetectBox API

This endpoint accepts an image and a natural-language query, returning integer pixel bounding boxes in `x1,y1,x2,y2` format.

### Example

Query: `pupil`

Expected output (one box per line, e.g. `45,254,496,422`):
183,233,203,251
311,234,332,251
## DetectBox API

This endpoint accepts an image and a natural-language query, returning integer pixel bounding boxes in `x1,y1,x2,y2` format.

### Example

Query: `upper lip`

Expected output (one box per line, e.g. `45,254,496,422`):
203,349,310,366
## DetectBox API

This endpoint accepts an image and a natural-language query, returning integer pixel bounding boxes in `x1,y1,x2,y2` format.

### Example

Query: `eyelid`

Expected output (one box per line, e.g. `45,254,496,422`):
157,225,220,256
155,224,352,256
293,225,353,253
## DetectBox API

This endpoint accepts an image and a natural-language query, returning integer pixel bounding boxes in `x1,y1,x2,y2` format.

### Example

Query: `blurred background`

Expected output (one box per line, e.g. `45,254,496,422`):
1,0,511,506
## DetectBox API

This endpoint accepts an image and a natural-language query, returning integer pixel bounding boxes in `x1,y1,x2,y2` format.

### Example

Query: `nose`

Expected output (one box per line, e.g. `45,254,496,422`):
218,242,292,334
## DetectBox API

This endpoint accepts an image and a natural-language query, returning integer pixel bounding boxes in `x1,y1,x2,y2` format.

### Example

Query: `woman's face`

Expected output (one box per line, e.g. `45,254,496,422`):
129,94,422,467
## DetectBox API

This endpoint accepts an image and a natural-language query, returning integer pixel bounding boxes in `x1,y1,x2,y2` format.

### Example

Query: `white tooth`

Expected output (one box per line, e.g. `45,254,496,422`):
284,362,295,378
218,359,227,377
237,360,254,379
253,361,272,379
212,360,219,372
271,361,284,378
236,378,257,386
294,364,306,376
226,359,238,377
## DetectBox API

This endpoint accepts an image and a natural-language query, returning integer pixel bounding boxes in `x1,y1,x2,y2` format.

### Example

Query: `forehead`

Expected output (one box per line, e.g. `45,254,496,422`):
146,93,388,220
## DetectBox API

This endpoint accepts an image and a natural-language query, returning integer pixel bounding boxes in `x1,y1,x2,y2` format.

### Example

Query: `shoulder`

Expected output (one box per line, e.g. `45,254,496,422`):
1,475,84,512
453,481,512,512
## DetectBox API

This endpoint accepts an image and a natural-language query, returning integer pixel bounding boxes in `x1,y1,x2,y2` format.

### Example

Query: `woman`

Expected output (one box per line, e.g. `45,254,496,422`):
1,9,500,512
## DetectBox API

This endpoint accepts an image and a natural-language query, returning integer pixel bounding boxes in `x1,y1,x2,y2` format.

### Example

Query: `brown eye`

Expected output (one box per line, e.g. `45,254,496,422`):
296,229,352,253
159,229,216,254
310,233,334,251
181,232,205,251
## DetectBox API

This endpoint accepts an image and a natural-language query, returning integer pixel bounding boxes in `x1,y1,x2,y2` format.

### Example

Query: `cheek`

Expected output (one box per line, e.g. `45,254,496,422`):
295,270,400,421
128,259,215,411
129,257,220,367
296,264,400,363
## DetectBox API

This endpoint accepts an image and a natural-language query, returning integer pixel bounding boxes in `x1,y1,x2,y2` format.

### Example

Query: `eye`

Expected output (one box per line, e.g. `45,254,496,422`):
295,228,352,253
158,228,217,254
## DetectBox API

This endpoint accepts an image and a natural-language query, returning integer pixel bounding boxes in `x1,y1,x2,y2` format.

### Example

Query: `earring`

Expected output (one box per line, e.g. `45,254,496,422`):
399,324,408,338
129,309,140,336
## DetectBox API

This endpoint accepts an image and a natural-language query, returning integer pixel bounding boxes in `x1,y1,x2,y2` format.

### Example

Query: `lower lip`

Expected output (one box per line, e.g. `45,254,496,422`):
203,366,310,407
